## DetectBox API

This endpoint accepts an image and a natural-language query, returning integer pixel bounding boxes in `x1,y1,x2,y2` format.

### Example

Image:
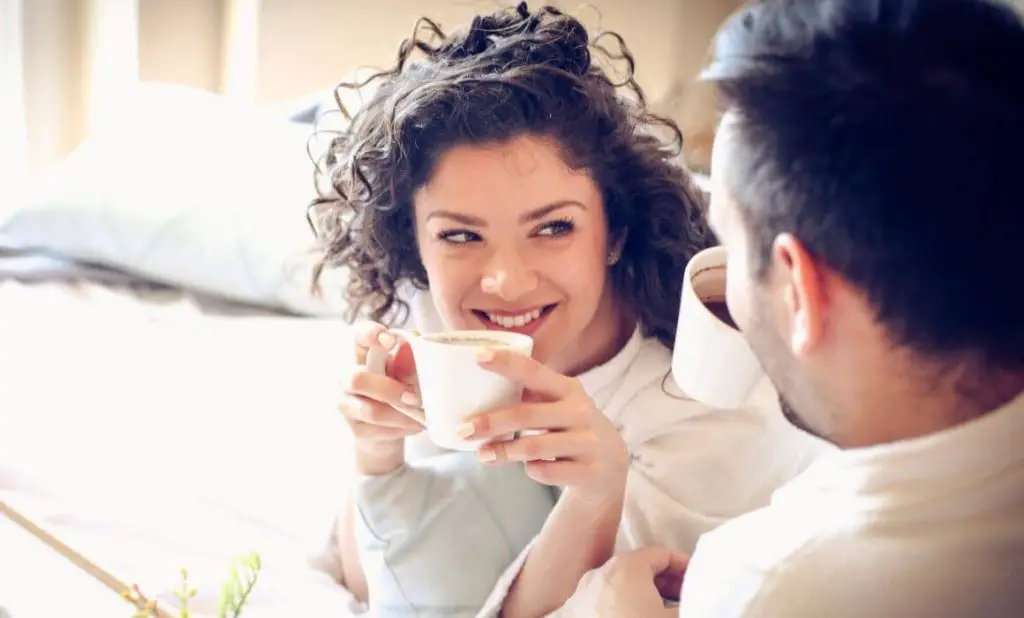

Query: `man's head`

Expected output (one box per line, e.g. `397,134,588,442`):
705,0,1024,446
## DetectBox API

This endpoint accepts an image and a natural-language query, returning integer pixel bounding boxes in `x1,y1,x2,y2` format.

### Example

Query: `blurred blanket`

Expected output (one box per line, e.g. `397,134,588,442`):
0,277,364,617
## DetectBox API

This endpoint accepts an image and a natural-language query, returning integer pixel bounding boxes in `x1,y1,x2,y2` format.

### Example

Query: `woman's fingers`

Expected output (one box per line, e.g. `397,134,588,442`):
351,321,392,358
340,394,425,430
349,420,422,442
476,348,576,400
342,321,424,456
459,402,585,440
522,458,599,487
344,369,423,419
351,321,417,383
478,430,595,464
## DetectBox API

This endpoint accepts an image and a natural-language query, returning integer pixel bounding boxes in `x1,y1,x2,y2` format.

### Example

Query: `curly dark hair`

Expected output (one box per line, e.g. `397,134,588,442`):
309,1,713,348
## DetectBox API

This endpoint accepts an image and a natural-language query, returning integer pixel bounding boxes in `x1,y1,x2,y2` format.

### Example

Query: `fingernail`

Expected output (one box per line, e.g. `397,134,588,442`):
478,447,496,463
476,349,496,363
455,422,475,439
400,391,421,407
377,331,397,349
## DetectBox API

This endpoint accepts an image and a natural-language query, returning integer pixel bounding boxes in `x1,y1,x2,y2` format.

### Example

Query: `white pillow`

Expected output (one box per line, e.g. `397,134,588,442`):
0,83,347,316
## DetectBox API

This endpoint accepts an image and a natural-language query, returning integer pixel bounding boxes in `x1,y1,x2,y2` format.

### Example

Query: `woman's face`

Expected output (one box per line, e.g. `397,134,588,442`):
412,134,626,375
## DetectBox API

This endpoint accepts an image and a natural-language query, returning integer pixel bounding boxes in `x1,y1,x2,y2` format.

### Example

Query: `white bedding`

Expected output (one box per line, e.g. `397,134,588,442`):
0,279,363,617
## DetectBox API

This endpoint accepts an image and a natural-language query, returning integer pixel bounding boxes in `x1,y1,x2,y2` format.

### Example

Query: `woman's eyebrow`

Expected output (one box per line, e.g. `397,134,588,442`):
425,210,488,226
424,200,586,227
520,200,586,223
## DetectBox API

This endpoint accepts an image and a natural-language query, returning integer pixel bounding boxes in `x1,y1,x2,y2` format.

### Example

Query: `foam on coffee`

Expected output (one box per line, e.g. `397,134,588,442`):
424,334,512,347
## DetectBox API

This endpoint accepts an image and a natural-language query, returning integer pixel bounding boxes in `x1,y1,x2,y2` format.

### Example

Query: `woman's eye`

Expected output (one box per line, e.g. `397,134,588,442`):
536,218,575,237
437,229,481,244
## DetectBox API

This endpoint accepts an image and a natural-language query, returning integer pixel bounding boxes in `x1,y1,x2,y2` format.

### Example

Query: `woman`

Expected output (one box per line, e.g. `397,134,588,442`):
311,3,827,616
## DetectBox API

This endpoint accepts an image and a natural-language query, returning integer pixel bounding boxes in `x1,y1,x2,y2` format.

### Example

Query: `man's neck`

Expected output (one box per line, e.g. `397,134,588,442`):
834,359,1024,449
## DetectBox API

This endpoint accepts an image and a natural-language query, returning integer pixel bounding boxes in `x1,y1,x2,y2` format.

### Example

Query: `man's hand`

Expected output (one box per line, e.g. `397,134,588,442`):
572,547,689,618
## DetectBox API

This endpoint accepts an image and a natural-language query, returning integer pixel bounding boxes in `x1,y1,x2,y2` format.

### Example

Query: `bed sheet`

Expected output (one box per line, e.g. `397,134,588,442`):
0,280,364,617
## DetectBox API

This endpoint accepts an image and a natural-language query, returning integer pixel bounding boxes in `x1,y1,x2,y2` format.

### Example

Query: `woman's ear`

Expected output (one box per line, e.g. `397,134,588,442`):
607,229,629,266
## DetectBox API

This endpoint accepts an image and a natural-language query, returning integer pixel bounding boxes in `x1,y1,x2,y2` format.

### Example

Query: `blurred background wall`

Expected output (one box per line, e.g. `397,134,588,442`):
9,0,746,174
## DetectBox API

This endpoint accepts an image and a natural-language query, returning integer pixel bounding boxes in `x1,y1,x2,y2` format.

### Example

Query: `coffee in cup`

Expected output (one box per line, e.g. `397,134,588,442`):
671,246,764,409
365,329,534,450
703,299,737,329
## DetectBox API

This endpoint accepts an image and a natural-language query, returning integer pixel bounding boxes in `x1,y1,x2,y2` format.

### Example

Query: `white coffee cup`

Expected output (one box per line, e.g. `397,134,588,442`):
365,329,534,451
671,246,764,409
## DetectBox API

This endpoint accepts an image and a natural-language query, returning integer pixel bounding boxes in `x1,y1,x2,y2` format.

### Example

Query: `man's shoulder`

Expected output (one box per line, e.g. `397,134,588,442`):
693,499,831,573
681,493,1024,618
678,504,856,616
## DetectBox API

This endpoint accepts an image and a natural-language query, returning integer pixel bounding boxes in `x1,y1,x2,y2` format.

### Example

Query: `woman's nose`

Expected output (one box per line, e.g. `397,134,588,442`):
480,251,539,301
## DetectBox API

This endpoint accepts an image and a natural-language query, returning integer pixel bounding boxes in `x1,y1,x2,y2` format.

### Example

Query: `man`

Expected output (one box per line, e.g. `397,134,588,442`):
583,0,1024,616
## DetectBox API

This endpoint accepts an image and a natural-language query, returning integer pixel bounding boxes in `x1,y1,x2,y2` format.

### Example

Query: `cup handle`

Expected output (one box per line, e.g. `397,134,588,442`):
364,345,389,376
362,328,418,376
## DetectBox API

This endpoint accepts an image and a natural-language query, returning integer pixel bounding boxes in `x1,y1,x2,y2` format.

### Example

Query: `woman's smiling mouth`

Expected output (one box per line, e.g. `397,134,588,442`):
472,304,557,334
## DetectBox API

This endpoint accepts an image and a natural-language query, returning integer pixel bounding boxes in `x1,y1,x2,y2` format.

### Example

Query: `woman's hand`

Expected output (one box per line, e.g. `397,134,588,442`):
457,347,629,502
339,321,426,475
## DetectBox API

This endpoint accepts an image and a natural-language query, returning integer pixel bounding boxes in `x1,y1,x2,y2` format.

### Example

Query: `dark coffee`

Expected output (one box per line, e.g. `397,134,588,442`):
704,300,738,330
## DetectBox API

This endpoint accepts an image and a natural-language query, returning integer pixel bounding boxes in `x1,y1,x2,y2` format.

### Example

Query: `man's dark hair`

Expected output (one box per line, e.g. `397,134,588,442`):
705,0,1024,368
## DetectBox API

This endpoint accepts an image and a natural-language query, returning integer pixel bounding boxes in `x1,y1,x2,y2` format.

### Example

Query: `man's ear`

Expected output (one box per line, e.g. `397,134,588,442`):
771,234,826,356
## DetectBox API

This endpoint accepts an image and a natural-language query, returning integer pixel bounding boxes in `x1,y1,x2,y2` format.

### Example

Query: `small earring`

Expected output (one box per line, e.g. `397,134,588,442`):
607,230,628,267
